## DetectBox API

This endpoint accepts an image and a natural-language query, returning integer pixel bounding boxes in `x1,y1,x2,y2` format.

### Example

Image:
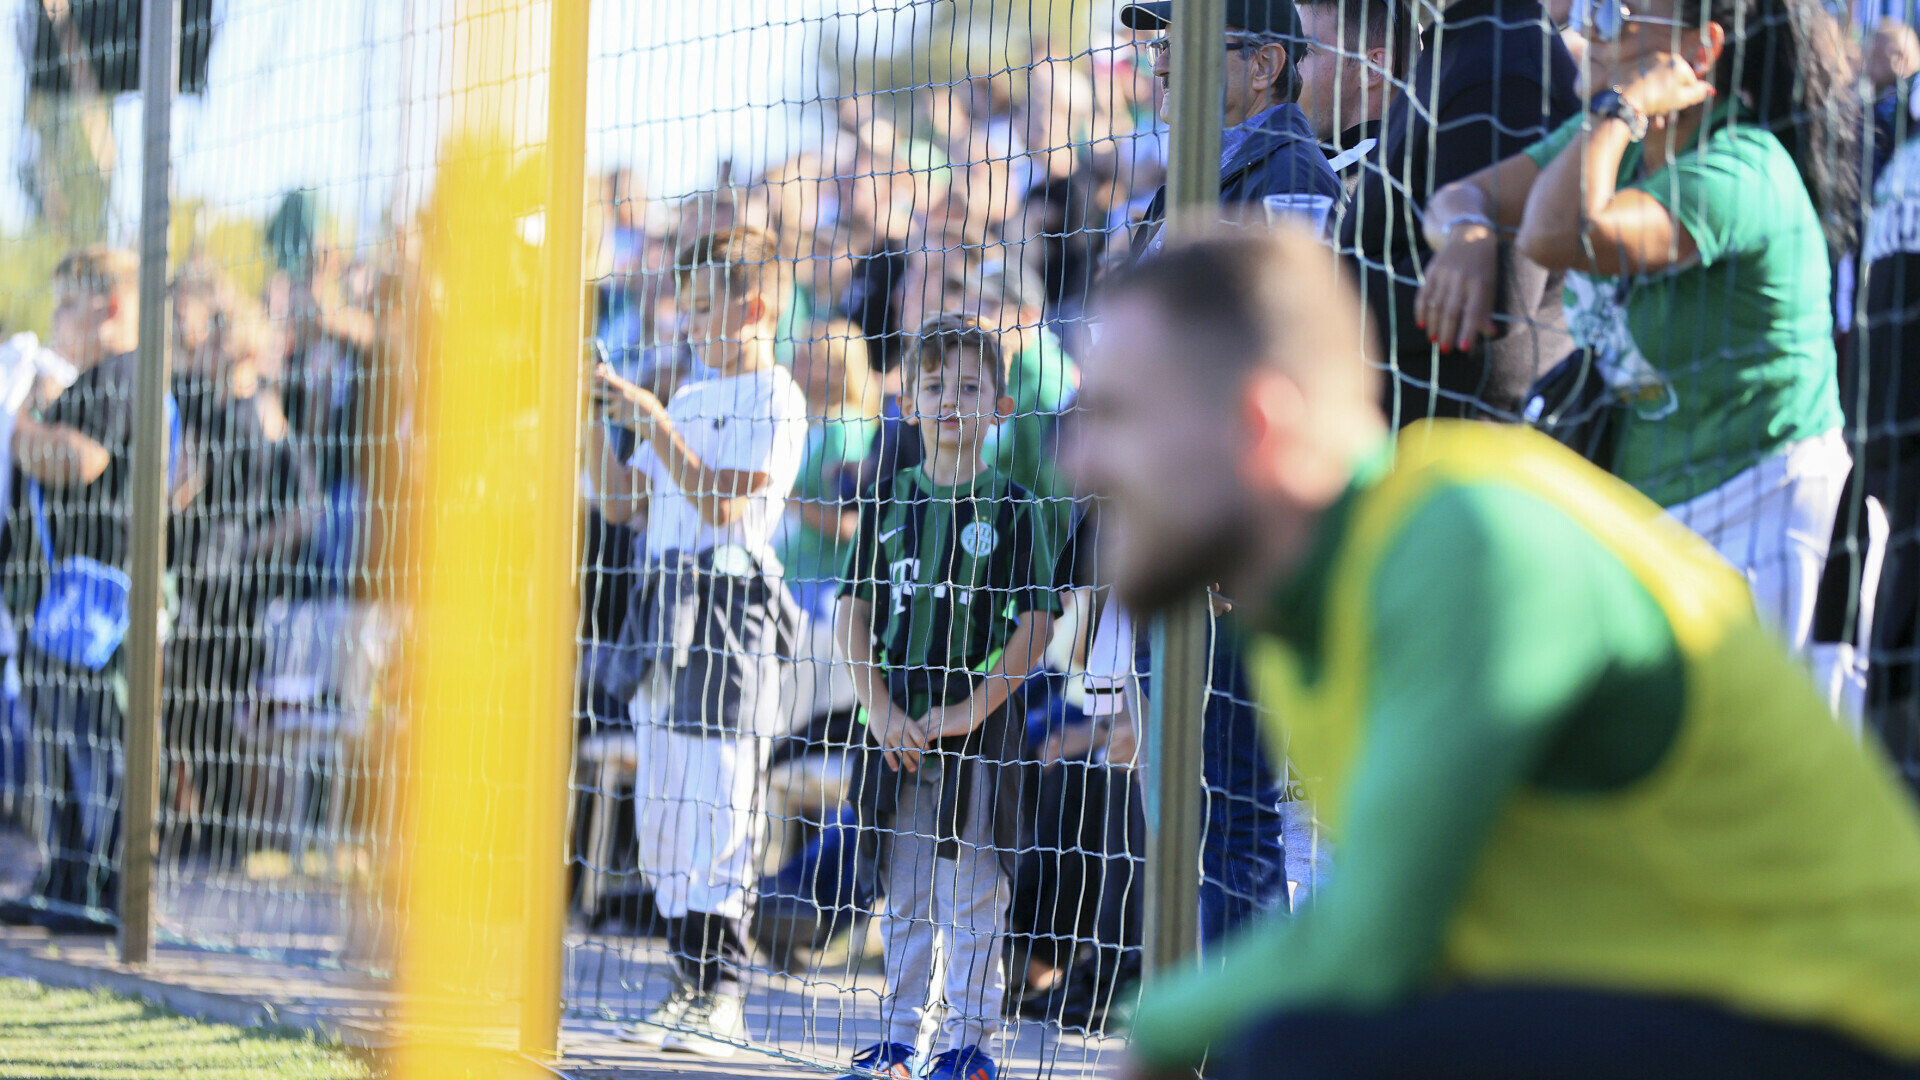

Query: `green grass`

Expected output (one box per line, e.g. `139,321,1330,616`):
0,978,370,1080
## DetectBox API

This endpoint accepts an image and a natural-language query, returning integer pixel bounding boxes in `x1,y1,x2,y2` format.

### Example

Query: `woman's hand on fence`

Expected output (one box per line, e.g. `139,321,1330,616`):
1415,225,1501,354
868,702,927,773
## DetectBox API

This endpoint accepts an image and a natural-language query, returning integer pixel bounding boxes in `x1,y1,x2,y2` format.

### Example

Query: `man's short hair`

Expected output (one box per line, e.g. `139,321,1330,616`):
1100,227,1379,411
55,246,139,298
674,225,789,303
910,313,1009,400
1299,0,1415,83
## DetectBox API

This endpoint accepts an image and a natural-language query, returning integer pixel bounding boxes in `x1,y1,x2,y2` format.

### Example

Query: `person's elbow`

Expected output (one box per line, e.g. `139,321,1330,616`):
1513,221,1574,272
695,494,750,528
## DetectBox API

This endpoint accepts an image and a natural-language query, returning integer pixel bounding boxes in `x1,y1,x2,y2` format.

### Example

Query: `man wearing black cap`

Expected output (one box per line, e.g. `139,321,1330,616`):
1124,0,1343,261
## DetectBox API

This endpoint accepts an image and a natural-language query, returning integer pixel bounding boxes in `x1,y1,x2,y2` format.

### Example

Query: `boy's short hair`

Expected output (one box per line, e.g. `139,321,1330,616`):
910,313,1009,399
55,246,140,298
674,225,789,306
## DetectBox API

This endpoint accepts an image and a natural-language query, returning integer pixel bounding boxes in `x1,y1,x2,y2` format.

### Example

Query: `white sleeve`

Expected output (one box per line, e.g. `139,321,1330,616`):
1082,597,1135,716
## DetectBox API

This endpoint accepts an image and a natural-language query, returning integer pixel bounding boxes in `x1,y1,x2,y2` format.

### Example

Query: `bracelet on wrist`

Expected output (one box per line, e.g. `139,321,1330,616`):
1440,212,1496,241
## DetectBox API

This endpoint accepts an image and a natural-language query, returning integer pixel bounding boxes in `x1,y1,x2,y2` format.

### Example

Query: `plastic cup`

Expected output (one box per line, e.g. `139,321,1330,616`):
1263,193,1336,236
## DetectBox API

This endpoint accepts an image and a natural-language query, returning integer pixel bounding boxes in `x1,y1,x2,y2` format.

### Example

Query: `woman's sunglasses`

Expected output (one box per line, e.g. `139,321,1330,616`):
1568,0,1690,41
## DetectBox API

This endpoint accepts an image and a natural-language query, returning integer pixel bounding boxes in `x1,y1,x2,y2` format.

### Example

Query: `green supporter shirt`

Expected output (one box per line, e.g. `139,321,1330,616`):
774,411,879,583
1521,101,1842,507
839,466,1062,718
1127,452,1686,1070
984,329,1077,509
773,282,815,368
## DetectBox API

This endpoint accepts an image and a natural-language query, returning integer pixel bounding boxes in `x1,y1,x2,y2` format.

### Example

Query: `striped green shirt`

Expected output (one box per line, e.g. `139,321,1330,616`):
840,466,1060,715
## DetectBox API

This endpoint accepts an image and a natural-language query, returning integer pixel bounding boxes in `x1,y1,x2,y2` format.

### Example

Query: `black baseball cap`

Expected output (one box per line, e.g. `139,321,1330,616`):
1120,0,1308,60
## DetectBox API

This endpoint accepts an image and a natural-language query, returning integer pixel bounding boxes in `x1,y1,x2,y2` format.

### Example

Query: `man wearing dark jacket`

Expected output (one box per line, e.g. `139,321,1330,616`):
1125,0,1343,262
1339,0,1580,425
1855,108,1920,800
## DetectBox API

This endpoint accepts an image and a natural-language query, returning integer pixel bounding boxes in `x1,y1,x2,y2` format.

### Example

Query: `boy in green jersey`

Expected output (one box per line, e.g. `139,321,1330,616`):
833,314,1060,1080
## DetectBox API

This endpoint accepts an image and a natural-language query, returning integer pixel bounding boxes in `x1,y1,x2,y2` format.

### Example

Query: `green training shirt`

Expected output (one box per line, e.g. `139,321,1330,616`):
840,465,1060,717
1128,424,1920,1070
1129,450,1685,1068
1523,99,1842,507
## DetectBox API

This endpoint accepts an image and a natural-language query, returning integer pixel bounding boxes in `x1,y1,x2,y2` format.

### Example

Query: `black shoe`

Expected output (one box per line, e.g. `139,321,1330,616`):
0,900,41,926
32,910,117,935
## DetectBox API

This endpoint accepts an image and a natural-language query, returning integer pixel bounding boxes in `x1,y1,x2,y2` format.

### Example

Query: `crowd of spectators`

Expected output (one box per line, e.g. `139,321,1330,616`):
0,199,398,932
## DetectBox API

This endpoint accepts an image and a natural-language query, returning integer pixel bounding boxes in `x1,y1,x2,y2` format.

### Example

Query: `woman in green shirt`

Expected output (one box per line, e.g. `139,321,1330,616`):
1413,0,1858,653
777,319,883,622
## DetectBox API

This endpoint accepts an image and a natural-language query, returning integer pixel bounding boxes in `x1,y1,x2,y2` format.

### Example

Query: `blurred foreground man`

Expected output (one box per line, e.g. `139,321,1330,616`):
1070,229,1920,1080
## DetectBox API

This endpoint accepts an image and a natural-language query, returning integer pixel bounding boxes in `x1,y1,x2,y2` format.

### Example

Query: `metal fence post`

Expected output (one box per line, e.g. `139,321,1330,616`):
1144,0,1224,981
120,0,179,969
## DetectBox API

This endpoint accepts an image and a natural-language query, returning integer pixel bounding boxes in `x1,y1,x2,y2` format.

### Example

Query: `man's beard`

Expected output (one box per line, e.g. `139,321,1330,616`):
1112,512,1249,617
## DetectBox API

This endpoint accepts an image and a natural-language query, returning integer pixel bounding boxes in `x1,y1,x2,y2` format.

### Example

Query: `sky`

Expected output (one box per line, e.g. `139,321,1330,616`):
0,0,936,241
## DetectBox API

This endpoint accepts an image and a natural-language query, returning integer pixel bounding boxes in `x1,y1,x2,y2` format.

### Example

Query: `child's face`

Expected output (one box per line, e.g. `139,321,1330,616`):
50,280,123,367
909,347,1010,468
679,269,772,358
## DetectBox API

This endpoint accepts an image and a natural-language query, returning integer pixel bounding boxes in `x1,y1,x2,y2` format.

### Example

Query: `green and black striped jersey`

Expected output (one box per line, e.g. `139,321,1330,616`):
839,466,1061,716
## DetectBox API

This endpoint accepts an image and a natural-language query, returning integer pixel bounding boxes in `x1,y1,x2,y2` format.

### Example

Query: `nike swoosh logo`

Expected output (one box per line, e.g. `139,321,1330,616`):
877,526,905,543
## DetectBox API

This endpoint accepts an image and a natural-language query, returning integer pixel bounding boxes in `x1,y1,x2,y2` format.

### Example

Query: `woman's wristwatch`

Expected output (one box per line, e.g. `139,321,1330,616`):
1589,87,1649,143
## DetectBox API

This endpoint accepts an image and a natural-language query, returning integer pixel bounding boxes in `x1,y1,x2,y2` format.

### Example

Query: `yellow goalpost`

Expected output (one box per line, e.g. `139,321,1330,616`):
386,0,588,1073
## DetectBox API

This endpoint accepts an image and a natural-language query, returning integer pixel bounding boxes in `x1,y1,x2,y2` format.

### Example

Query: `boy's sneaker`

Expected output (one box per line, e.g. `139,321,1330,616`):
837,1041,916,1079
925,1046,996,1080
659,991,746,1058
615,982,700,1047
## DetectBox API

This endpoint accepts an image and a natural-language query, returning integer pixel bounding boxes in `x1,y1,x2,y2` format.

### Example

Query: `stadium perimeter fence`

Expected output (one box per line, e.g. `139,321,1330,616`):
0,0,1913,1074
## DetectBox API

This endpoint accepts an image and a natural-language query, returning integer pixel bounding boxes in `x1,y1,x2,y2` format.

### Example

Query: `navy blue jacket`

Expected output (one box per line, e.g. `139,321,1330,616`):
1130,102,1342,262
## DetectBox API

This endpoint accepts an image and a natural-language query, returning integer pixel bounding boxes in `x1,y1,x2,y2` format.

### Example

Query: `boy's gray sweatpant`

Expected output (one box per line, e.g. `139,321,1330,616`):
880,756,1008,1054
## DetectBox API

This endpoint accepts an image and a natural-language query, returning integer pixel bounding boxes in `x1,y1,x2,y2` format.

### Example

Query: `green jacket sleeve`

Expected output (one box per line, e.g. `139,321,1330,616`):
1127,484,1682,1070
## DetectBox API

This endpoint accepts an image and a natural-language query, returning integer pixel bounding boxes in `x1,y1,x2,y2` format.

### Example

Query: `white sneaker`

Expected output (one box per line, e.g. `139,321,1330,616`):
616,982,701,1047
660,991,747,1058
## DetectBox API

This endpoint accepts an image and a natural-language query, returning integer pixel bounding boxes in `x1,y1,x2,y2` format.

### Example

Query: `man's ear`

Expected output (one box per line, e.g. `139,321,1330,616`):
994,393,1016,420
1364,46,1390,90
1261,44,1290,94
105,293,121,320
1239,368,1308,491
743,294,770,325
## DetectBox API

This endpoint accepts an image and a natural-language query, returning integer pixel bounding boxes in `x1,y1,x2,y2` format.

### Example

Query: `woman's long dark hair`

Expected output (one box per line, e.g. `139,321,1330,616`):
1699,0,1861,252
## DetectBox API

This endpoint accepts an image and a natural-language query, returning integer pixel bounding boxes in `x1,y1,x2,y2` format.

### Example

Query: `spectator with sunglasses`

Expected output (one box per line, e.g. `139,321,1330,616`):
1417,0,1858,657
1123,0,1342,260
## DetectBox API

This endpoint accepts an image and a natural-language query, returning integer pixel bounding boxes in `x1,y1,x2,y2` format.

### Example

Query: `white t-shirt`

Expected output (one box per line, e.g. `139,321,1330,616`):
0,333,77,536
633,365,808,565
